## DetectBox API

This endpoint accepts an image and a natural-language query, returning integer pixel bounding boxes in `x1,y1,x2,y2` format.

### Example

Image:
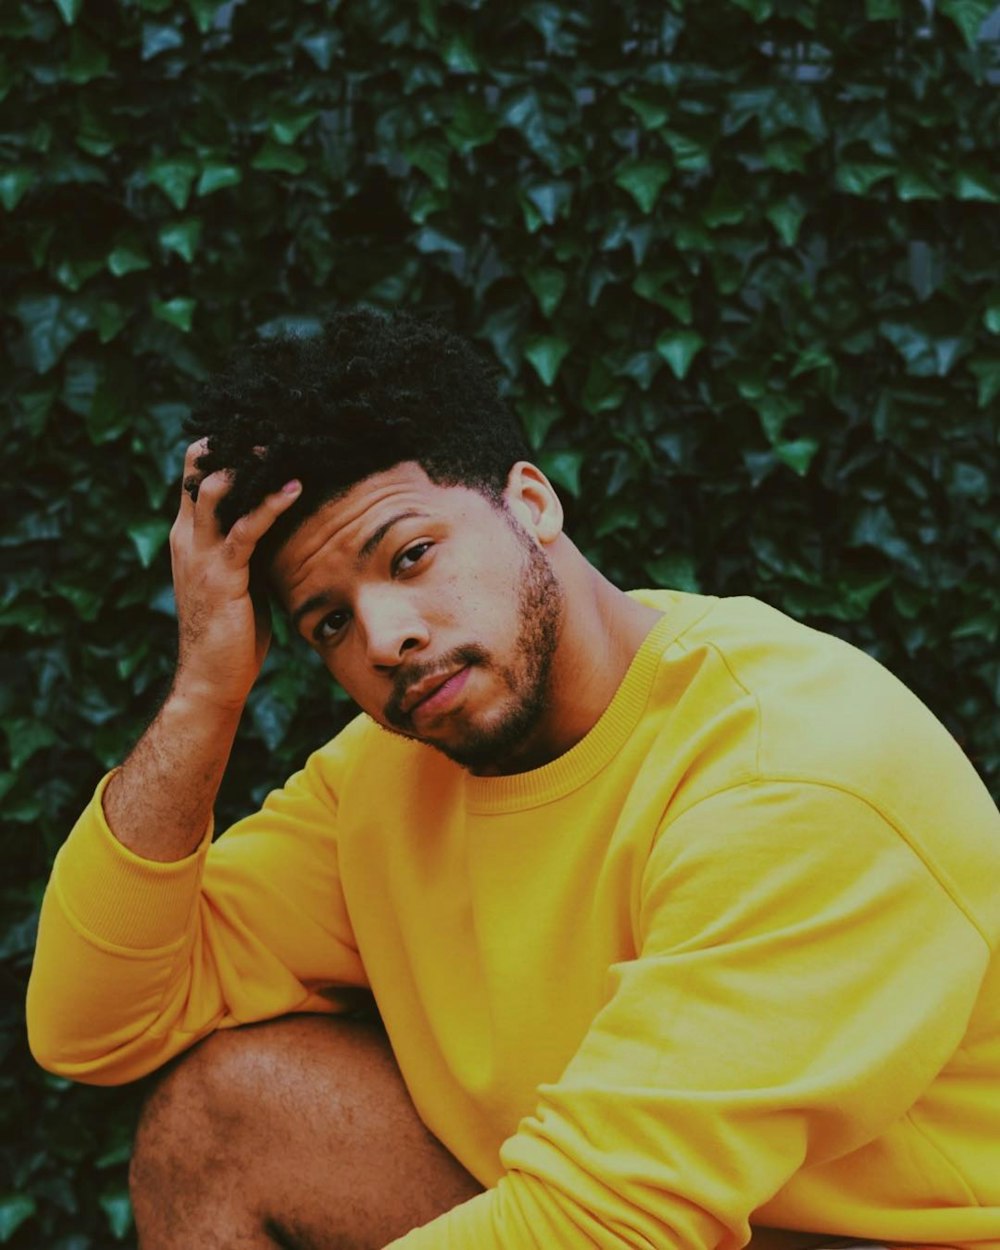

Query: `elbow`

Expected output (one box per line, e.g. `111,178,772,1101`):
25,975,134,1087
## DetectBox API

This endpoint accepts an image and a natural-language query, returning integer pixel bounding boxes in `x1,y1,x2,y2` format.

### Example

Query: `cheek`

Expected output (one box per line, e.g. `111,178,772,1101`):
440,562,517,635
321,645,367,700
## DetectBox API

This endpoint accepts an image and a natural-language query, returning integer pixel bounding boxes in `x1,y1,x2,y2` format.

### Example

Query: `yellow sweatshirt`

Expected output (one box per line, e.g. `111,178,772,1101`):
27,591,1000,1249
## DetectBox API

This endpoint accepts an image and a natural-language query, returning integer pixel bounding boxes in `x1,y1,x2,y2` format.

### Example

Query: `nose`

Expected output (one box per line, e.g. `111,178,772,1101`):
357,589,429,668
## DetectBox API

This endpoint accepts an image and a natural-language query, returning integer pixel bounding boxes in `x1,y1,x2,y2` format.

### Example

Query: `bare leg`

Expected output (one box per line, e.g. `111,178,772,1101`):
129,1014,483,1249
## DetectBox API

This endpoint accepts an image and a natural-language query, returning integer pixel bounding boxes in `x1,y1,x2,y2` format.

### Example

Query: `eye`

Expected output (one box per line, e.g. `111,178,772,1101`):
393,541,433,574
314,608,350,644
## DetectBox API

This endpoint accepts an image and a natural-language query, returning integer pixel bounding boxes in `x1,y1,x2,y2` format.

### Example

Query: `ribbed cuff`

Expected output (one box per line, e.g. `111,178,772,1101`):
50,771,214,952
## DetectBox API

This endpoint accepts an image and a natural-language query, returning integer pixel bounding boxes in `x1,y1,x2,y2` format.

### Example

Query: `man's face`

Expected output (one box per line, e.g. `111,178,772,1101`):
269,461,565,772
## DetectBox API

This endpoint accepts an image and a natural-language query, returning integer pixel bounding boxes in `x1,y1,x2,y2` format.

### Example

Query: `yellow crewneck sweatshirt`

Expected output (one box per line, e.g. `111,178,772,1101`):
28,592,1000,1248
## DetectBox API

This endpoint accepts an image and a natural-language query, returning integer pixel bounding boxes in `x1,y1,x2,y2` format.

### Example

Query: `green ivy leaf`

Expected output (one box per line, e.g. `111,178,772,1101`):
66,30,110,83
3,720,57,771
186,0,226,33
644,553,700,592
107,242,152,276
703,178,745,228
0,166,35,211
152,297,197,332
53,255,103,292
765,199,807,246
196,162,242,196
517,398,561,450
967,357,1000,408
99,1190,133,1241
86,365,133,443
251,139,306,174
753,393,801,444
614,159,672,214
404,137,451,190
142,21,184,60
0,1193,36,1241
52,0,83,24
616,351,662,391
775,438,820,476
729,0,773,19
300,29,339,70
158,219,202,263
523,335,571,386
477,304,524,375
442,31,479,73
662,129,711,172
18,384,58,435
269,110,318,146
523,265,566,318
865,0,902,16
537,449,584,498
13,294,92,373
953,162,1000,202
62,353,100,417
938,0,993,50
97,300,129,344
655,329,704,380
632,270,692,321
763,133,813,174
595,501,640,539
620,89,670,130
412,226,463,255
895,165,941,201
127,519,171,568
880,320,965,376
249,686,295,751
406,184,448,225
418,0,439,37
146,155,199,210
951,613,999,644
519,180,573,228
445,95,497,155
582,358,627,415
835,162,895,195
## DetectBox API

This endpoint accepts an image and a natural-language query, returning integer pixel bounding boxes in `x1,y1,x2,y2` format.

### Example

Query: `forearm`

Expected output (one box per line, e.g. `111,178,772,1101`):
103,685,243,862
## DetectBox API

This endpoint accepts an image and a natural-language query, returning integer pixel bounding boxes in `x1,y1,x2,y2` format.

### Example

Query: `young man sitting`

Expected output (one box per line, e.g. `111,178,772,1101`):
28,310,1000,1249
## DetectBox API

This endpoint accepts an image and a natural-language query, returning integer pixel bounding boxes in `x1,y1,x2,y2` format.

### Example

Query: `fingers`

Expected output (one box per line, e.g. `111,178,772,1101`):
178,439,210,512
223,479,302,560
176,440,302,554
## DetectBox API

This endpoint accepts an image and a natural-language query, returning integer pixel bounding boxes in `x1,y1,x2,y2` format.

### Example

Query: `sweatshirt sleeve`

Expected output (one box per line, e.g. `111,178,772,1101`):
27,732,368,1086
384,781,992,1249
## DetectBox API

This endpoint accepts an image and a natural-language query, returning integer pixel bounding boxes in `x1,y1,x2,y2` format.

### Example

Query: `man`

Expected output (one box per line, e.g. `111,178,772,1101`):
27,309,1000,1250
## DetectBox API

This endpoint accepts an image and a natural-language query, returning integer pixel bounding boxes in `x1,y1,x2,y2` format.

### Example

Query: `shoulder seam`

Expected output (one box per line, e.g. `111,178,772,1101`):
673,633,765,776
660,776,993,953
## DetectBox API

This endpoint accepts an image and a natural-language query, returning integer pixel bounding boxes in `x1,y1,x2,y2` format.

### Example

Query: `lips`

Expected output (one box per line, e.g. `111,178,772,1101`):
401,667,466,715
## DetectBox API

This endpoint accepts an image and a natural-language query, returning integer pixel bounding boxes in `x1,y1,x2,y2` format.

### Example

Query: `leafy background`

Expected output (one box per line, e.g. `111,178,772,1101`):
2,0,998,1244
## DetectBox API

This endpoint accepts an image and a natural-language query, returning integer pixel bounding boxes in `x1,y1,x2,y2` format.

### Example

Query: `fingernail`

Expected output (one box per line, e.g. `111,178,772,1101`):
282,479,302,494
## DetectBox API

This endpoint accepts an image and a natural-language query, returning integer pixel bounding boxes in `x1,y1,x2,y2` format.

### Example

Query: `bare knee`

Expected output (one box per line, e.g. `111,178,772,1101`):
129,1015,481,1250
130,1022,266,1238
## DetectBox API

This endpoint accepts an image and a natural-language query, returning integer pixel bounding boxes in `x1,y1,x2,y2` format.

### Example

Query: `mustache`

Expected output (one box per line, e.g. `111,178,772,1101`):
384,643,489,727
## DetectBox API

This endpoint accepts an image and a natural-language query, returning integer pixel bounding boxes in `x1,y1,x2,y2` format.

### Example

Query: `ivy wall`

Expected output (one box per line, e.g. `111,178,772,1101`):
2,0,998,1244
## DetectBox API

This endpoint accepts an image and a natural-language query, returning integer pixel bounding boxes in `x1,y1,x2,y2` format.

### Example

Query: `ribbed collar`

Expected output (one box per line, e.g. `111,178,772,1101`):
463,590,708,814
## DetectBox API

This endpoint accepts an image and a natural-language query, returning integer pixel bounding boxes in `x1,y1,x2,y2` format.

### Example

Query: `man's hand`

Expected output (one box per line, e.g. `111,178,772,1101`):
101,443,302,862
170,440,302,711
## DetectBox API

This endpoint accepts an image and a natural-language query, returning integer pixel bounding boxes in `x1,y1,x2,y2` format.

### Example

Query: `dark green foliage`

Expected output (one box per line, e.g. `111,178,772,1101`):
2,1,998,1244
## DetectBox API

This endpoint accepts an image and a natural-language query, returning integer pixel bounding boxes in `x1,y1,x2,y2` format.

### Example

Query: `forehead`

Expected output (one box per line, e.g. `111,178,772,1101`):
268,461,493,597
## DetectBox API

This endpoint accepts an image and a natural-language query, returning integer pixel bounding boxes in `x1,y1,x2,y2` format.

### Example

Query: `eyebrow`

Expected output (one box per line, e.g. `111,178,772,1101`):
289,510,429,633
355,510,428,568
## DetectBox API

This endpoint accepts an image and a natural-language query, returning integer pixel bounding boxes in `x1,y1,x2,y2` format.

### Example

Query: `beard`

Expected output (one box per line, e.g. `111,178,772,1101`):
381,524,565,773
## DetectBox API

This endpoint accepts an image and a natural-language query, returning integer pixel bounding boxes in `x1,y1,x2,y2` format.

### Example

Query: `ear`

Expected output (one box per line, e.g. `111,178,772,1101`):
503,462,564,545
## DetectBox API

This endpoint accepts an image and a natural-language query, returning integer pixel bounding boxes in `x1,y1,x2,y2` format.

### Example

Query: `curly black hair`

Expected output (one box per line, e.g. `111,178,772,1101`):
183,307,530,563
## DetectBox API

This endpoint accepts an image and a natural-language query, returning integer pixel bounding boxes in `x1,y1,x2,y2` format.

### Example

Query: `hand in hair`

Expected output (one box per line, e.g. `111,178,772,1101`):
169,439,302,713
